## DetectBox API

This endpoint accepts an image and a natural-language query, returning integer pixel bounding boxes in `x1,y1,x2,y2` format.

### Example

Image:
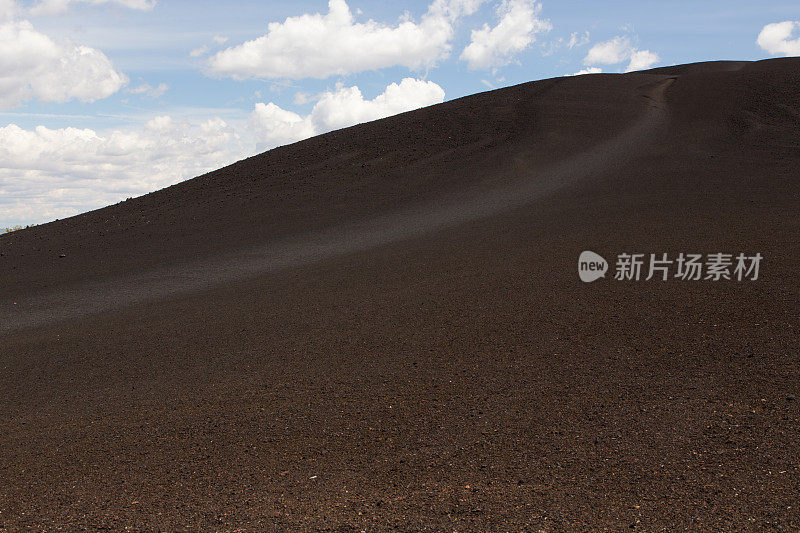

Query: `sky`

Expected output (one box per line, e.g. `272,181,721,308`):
0,0,799,228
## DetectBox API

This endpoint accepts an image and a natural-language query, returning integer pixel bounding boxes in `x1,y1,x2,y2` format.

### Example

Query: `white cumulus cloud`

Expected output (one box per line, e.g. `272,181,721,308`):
250,77,445,150
459,0,551,70
0,0,18,21
625,49,659,72
249,103,317,150
583,35,659,73
584,36,631,64
207,0,484,80
0,19,127,109
757,21,800,56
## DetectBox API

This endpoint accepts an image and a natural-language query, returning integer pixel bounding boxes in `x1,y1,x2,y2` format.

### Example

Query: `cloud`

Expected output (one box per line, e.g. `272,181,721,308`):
567,30,589,49
129,82,168,98
584,36,631,64
189,45,208,58
251,77,445,150
625,49,659,72
757,21,800,56
249,103,317,150
0,117,244,226
459,0,551,70
293,92,313,105
0,0,18,22
583,35,658,72
191,36,231,58
29,0,156,16
312,77,445,130
0,19,127,109
207,0,484,80
0,78,445,225
571,67,601,76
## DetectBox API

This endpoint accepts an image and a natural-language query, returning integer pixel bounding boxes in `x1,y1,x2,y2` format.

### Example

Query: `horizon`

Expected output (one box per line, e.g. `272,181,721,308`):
1,0,799,228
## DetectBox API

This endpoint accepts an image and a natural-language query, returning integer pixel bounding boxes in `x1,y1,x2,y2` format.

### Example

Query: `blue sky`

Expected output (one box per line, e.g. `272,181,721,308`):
1,0,799,227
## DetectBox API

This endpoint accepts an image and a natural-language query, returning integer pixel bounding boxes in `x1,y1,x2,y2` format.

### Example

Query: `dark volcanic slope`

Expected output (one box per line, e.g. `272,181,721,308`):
1,59,800,529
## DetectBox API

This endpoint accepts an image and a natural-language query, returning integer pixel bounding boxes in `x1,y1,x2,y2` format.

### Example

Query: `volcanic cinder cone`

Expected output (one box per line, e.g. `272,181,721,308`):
1,58,799,529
